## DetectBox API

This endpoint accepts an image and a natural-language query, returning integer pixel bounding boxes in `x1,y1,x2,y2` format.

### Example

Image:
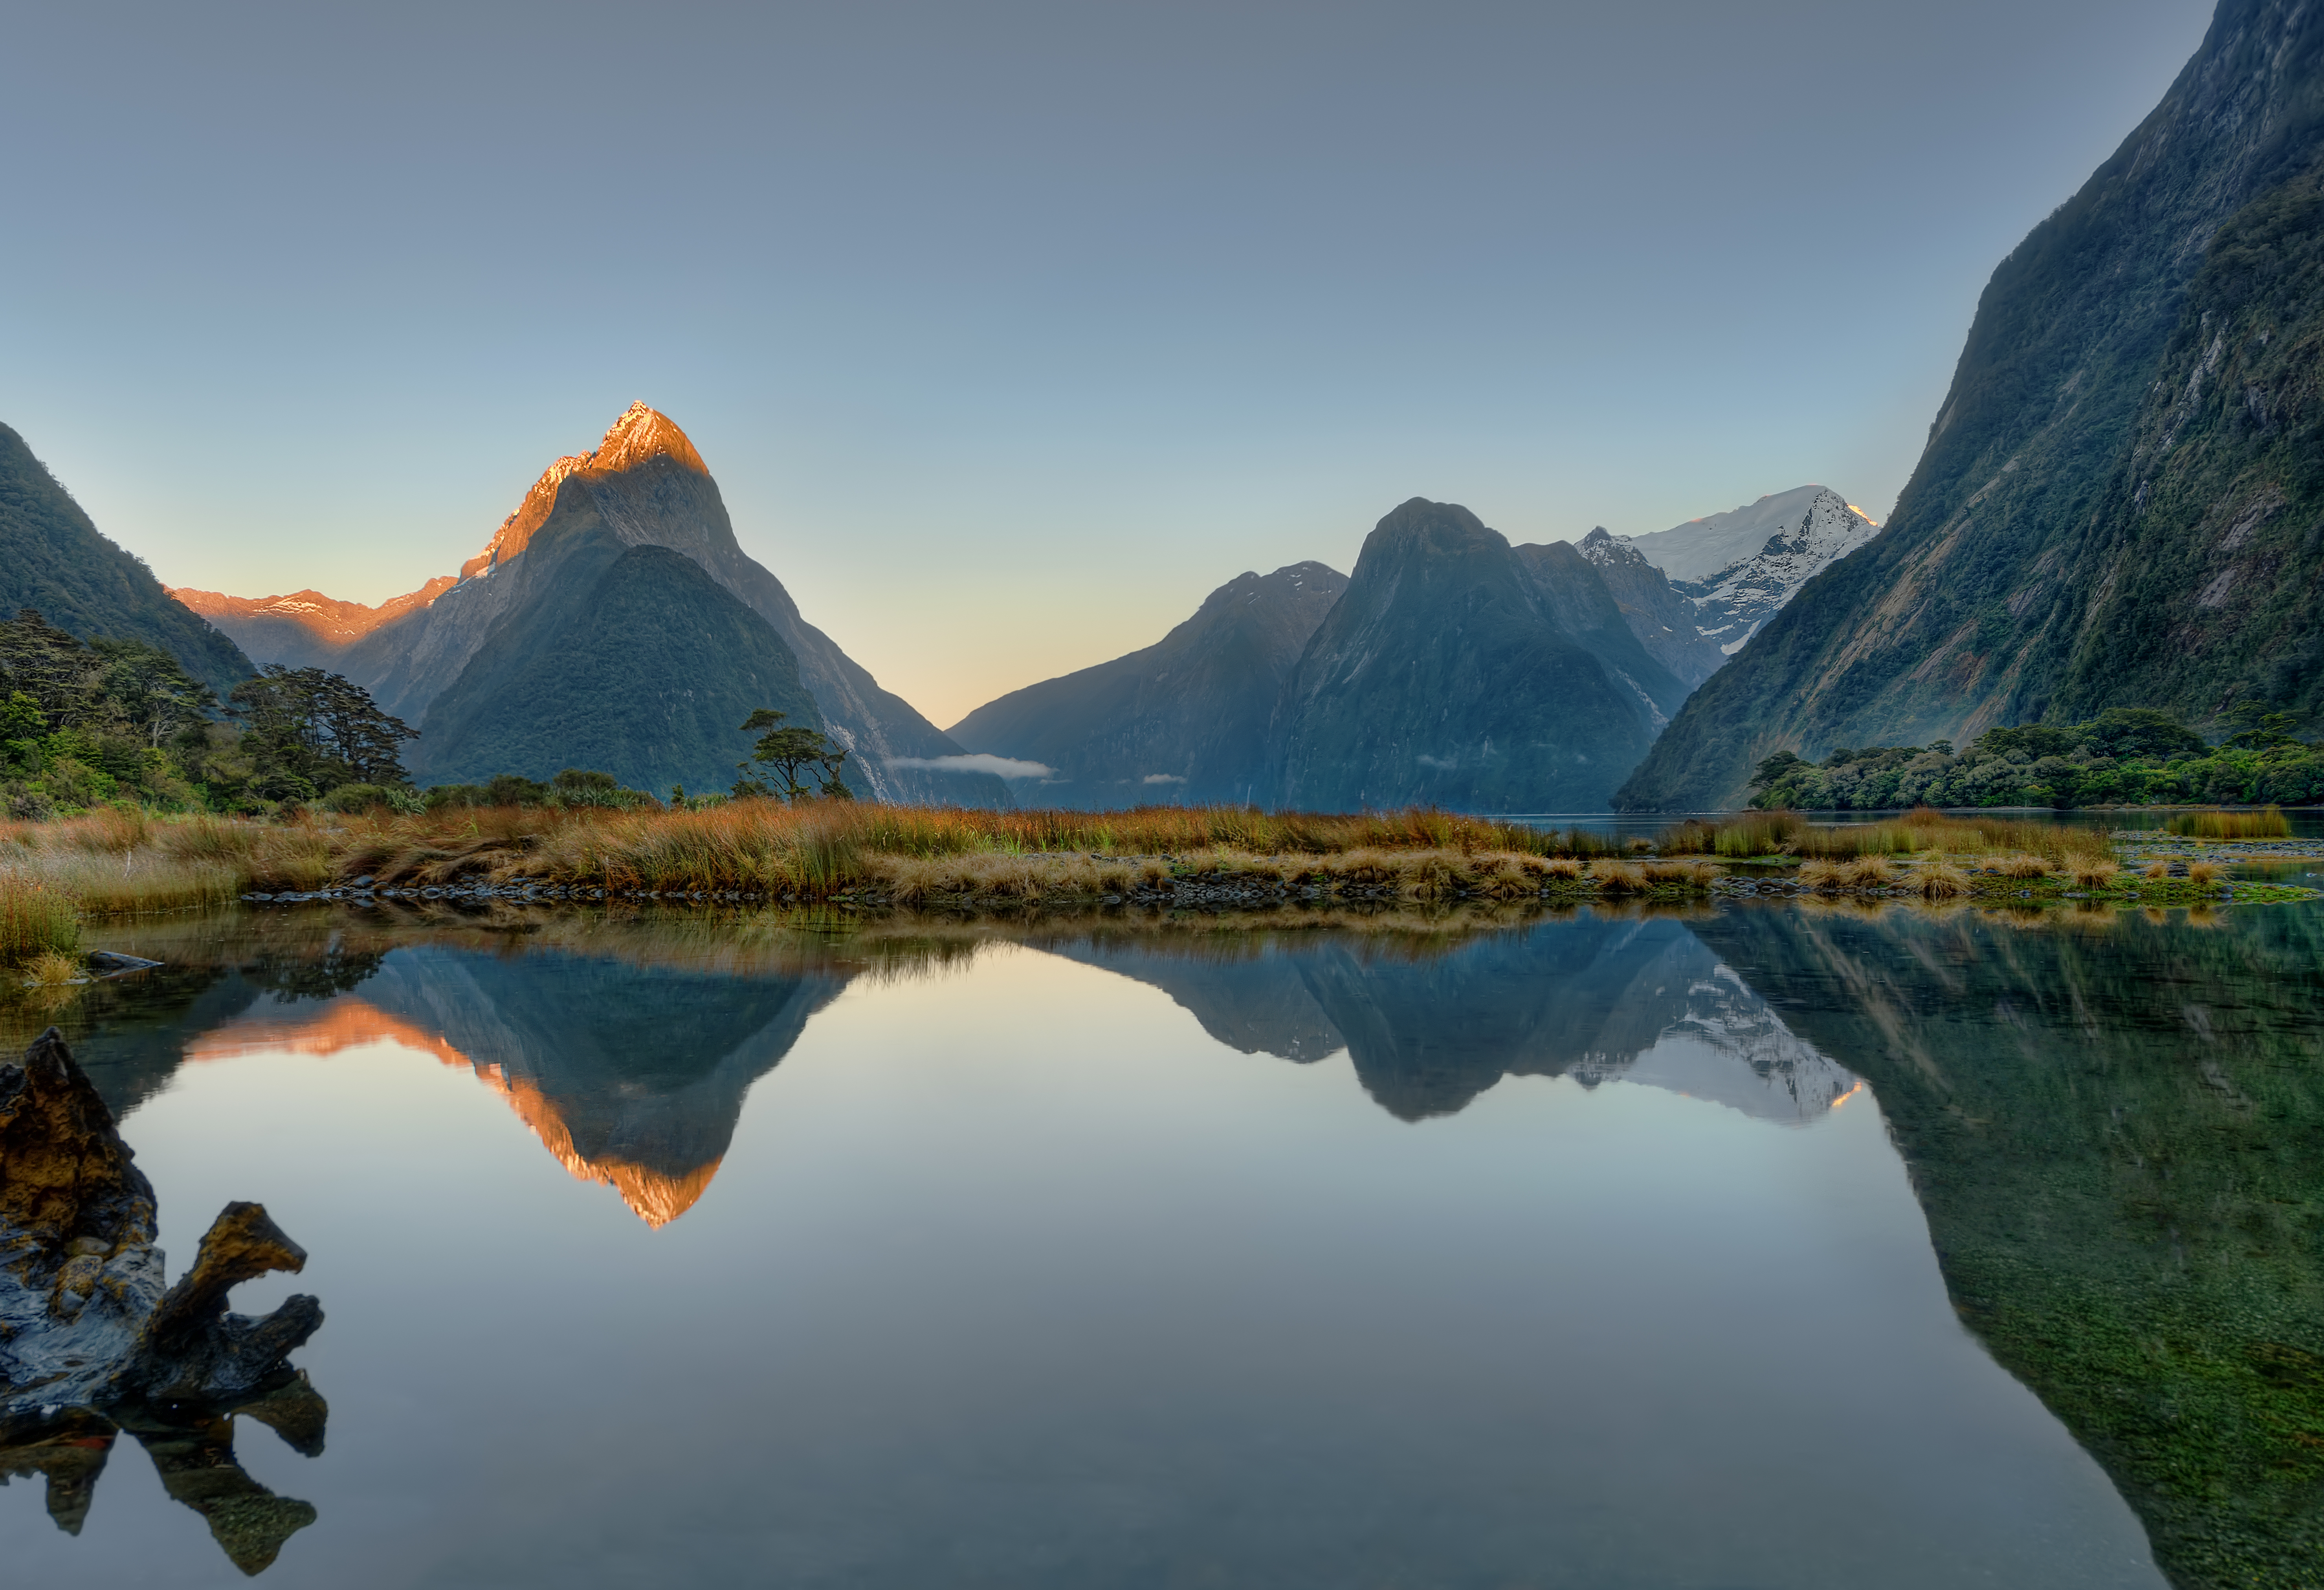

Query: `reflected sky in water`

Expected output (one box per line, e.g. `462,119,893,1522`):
2,906,2179,1587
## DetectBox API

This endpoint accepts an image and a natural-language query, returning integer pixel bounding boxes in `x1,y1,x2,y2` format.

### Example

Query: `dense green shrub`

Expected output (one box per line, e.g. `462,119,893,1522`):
1750,706,2324,809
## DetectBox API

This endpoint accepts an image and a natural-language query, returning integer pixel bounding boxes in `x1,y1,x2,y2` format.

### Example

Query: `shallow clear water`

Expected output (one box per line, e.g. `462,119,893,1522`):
7,897,2319,1587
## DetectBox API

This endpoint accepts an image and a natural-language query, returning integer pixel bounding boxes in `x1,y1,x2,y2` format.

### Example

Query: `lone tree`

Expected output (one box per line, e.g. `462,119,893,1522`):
734,708,851,801
229,666,418,801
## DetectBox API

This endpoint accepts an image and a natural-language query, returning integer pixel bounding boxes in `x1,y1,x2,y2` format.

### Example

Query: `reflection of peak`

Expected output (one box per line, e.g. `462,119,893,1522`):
180,944,846,1229
188,996,717,1225
1038,916,1858,1125
482,1065,721,1228
462,402,709,579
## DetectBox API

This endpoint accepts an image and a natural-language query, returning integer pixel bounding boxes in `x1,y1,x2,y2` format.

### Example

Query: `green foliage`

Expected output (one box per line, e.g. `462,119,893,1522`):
422,768,657,812
228,665,418,802
0,608,224,817
732,708,851,802
1747,705,2324,810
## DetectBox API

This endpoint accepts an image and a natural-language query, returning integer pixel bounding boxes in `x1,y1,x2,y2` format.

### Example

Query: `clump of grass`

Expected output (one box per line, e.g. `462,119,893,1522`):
0,875,81,965
2144,862,2171,881
1589,861,1647,894
1543,857,1584,881
1845,855,1896,887
1999,854,2052,879
2187,861,2221,887
1798,858,1846,892
2165,806,2290,839
20,948,84,986
1917,861,1970,899
2072,859,2119,888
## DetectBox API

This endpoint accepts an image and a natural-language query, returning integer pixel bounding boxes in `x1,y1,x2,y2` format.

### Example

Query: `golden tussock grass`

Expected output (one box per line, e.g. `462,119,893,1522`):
1998,854,2053,879
2071,859,2120,888
18,949,83,986
1915,862,1970,899
2165,806,2291,839
0,802,1717,912
2186,861,2221,887
1659,806,2111,865
2144,861,2171,881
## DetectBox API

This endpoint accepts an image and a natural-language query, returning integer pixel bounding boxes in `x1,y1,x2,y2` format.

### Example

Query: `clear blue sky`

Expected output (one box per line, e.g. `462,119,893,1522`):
1,0,2214,725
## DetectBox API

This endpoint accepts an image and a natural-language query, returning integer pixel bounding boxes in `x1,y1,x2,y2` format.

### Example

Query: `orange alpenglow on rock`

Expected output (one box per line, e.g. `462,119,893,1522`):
460,401,709,580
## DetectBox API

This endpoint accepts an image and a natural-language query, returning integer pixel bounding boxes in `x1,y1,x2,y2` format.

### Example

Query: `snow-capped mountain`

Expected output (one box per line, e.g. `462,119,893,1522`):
1625,484,1877,583
1675,488,1881,654
1600,487,1880,660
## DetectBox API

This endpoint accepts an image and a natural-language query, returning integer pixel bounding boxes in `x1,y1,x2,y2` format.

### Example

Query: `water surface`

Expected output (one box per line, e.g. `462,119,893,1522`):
9,897,2313,1587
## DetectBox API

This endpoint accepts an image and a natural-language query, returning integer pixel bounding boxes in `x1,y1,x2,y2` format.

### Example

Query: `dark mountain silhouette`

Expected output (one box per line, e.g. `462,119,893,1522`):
1621,0,2324,809
0,422,253,696
948,562,1346,806
1273,499,1675,812
415,538,826,795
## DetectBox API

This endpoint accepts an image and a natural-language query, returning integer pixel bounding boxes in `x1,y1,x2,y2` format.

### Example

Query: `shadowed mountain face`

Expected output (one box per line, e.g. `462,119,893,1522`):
1689,903,2324,1589
948,562,1347,807
414,538,825,796
1040,913,1855,1124
1273,499,1669,813
1622,0,2324,810
0,423,254,697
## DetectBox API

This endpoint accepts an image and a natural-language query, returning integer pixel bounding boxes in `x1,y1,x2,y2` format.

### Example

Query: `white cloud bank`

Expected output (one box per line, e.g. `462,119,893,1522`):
1141,773,1187,785
886,753,1056,780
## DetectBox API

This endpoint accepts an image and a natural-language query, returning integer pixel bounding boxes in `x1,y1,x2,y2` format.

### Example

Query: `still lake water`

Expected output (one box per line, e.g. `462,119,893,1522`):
7,892,2322,1588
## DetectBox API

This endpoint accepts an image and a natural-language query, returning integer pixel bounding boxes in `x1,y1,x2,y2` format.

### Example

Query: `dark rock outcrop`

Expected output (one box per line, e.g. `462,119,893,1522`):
0,1029,326,1575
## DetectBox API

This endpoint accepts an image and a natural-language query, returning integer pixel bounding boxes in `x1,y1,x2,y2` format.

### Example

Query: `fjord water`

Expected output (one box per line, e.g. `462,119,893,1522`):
16,902,2318,1588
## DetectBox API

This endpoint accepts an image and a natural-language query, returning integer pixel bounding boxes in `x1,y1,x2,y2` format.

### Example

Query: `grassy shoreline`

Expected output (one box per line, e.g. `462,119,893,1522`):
2,801,2314,966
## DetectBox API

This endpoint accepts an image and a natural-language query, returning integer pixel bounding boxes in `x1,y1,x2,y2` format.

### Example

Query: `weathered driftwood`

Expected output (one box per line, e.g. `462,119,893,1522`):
0,1027,326,1574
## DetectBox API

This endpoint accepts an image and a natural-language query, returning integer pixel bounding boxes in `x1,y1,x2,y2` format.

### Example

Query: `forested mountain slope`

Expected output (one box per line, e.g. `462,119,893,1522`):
1619,0,2324,810
0,423,253,695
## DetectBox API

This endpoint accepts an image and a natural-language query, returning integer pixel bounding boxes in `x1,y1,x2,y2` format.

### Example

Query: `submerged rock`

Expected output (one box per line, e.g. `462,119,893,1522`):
0,1028,326,1574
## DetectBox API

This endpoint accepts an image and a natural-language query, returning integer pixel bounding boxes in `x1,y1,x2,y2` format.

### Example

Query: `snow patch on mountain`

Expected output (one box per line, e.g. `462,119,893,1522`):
1677,488,1881,653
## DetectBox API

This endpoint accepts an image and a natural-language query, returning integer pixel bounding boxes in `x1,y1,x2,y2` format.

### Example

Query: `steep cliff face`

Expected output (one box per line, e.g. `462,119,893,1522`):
1273,499,1660,813
1620,0,2324,810
317,403,1003,804
947,562,1346,807
0,423,253,696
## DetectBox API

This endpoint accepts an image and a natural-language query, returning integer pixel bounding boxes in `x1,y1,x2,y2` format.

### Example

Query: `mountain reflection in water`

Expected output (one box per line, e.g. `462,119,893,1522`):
15,898,2313,1587
39,910,1859,1230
